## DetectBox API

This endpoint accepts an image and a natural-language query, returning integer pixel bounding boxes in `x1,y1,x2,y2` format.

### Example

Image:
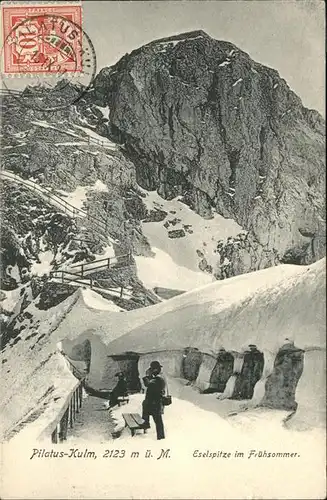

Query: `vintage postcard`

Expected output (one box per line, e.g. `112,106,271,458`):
0,1,325,499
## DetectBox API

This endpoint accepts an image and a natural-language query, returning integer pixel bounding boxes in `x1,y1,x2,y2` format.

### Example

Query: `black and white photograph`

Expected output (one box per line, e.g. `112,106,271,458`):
0,1,325,498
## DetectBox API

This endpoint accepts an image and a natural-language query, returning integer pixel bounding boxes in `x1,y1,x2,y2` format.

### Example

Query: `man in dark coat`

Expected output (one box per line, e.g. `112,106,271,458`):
142,361,166,440
108,372,128,409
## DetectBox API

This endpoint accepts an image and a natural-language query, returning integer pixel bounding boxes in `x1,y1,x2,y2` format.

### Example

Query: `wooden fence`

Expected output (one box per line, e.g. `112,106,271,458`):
51,381,84,443
1,170,86,218
49,270,127,298
70,251,132,277
0,170,118,244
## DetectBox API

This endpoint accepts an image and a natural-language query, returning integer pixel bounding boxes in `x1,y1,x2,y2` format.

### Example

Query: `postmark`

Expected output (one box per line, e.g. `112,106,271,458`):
0,3,96,111
2,3,83,74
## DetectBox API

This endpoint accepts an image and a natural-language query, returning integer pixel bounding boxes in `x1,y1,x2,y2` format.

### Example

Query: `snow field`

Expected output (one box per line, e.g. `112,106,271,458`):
135,247,213,291
2,389,325,499
106,260,324,356
138,187,243,289
0,261,325,444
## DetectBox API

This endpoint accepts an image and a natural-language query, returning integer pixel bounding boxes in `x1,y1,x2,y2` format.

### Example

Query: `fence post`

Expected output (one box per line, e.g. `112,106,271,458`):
75,388,80,413
107,258,110,269
59,408,69,442
69,400,73,428
120,287,123,298
72,391,76,421
51,425,58,444
79,384,83,409
61,271,64,284
81,265,84,277
90,277,93,289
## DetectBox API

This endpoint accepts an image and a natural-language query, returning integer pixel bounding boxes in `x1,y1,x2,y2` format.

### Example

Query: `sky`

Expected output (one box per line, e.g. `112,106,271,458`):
83,0,325,115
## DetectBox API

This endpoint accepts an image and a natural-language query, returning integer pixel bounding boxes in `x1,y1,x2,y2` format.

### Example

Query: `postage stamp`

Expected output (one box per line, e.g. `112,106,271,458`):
2,3,83,74
0,2,96,111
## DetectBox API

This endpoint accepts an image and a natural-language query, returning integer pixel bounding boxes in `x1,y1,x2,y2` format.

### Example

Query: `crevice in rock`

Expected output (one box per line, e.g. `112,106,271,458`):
227,149,240,190
259,125,267,161
168,105,175,144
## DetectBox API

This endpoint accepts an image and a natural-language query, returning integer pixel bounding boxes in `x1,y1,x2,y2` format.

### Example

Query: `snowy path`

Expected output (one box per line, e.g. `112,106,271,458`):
1,169,118,245
0,169,86,218
31,120,117,150
67,396,113,444
50,277,133,300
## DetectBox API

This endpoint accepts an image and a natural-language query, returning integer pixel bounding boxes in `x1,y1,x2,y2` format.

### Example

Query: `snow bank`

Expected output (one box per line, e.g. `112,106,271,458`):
287,348,326,430
0,293,79,441
31,249,54,276
135,247,213,291
53,260,325,406
0,287,22,313
92,179,109,192
81,289,123,312
140,188,242,278
107,260,325,355
73,124,117,149
104,259,325,425
57,185,89,210
57,179,109,211
2,260,324,441
95,105,110,120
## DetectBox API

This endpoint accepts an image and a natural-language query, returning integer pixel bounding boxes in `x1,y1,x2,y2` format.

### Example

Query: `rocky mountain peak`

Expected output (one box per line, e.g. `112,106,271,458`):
145,29,213,45
1,31,325,341
93,32,325,268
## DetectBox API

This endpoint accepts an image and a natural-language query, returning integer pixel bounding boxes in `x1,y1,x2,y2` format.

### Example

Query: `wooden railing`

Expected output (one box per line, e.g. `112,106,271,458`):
1,169,86,218
51,381,84,444
70,251,132,277
0,169,118,244
49,270,129,299
50,269,92,284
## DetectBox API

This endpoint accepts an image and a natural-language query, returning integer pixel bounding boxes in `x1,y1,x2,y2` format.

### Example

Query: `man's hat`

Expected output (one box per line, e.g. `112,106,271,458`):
150,361,162,370
115,371,124,377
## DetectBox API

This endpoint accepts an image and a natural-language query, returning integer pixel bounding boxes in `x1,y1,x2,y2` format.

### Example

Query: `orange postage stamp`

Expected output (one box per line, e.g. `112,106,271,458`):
2,3,83,74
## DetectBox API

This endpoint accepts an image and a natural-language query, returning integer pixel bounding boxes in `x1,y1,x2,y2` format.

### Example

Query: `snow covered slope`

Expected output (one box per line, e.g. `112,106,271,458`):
0,260,325,442
48,260,325,390
107,258,325,354
136,187,243,289
135,247,214,290
0,289,120,441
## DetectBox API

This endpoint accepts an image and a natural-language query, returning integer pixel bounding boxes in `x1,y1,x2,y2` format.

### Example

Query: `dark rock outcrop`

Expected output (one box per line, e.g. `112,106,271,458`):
208,348,234,393
93,29,325,272
182,347,203,382
262,342,304,411
231,345,264,400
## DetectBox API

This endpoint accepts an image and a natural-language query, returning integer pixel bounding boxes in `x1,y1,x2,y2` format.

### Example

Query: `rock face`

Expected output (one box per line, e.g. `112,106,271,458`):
262,343,304,411
1,30,325,348
231,346,265,400
182,347,203,382
93,30,325,269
